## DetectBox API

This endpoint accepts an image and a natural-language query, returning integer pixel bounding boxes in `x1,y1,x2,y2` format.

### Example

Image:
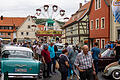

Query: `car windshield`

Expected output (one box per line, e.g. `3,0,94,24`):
101,49,114,57
2,50,33,59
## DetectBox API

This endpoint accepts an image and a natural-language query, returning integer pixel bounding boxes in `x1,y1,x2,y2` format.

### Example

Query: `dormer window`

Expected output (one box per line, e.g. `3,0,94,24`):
28,18,30,21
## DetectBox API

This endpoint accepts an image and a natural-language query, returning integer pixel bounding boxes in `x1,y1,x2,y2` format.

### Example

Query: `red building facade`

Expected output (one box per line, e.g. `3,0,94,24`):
89,0,110,48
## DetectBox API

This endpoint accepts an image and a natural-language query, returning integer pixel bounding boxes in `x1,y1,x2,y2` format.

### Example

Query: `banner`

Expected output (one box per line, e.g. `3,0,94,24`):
112,0,120,23
36,30,62,35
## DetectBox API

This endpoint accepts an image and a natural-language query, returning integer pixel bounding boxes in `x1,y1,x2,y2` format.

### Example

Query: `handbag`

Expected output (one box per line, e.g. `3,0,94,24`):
55,60,59,69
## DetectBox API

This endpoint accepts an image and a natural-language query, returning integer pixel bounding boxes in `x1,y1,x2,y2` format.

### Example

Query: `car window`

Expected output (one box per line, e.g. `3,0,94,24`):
2,50,33,59
56,45,63,49
101,49,114,57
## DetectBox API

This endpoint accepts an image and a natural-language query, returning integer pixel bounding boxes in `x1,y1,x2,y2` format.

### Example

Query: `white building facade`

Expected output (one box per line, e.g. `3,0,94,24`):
17,16,39,42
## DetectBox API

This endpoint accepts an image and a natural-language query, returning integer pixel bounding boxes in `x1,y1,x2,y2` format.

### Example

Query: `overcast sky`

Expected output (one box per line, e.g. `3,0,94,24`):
0,0,89,19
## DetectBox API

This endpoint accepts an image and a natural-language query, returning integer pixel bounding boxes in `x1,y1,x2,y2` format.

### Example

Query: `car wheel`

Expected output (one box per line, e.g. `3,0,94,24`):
112,70,120,80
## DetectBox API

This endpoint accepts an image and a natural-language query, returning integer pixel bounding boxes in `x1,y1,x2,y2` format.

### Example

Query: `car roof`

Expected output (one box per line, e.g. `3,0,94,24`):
2,45,33,53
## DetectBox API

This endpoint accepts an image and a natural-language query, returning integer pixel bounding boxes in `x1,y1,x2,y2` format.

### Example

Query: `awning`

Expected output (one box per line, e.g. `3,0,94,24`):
36,34,62,37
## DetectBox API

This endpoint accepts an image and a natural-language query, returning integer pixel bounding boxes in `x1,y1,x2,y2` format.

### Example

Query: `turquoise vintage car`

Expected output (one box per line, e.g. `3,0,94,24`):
0,45,42,80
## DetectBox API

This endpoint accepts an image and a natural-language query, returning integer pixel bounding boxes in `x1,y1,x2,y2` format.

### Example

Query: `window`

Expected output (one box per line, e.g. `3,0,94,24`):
99,0,101,8
28,18,30,21
95,0,101,10
101,39,105,49
0,33,3,35
21,32,24,35
95,0,98,9
28,25,30,29
9,26,13,30
118,30,120,40
90,20,93,30
26,32,29,35
101,17,105,29
8,33,11,35
96,39,100,48
96,19,99,29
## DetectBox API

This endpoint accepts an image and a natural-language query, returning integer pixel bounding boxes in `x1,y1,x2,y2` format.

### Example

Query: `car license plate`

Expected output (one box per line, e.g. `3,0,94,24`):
15,68,27,72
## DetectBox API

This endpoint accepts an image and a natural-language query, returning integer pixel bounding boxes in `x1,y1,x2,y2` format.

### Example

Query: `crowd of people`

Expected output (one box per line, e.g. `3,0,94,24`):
1,39,120,80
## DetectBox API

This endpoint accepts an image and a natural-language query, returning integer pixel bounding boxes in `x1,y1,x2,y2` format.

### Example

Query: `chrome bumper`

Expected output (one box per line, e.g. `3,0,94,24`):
8,73,38,78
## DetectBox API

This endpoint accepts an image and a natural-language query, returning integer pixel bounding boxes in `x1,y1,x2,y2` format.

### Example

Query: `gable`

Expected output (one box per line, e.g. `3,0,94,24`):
89,0,110,14
18,16,39,31
63,2,90,28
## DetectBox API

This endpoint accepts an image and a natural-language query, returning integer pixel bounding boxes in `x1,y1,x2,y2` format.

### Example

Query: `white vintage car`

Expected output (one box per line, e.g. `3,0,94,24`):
103,62,120,80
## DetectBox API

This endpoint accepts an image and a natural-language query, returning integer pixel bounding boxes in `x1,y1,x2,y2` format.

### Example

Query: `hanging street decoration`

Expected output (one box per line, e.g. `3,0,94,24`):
112,0,120,23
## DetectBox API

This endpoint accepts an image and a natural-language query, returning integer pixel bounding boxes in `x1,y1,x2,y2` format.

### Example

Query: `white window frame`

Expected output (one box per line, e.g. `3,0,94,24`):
96,18,99,29
99,0,101,9
90,20,94,30
101,17,105,29
95,0,101,10
96,39,100,48
101,39,105,49
95,0,98,10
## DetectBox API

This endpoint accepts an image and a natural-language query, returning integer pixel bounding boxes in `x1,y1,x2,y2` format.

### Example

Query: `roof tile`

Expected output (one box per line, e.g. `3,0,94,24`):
0,17,26,27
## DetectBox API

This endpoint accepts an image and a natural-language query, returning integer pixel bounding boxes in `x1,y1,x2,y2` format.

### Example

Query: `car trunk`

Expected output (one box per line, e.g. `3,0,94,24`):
1,58,40,74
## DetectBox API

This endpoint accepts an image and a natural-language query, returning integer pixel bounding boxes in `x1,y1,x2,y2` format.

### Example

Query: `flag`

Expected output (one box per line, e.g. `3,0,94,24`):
112,0,120,23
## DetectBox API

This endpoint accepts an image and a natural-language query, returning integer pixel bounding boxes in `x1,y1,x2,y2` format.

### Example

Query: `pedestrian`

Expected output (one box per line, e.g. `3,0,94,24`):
41,45,51,78
105,41,110,49
59,49,69,80
114,40,120,60
48,42,56,74
54,44,58,60
65,43,71,53
36,44,42,61
74,45,96,80
91,42,101,75
68,46,79,79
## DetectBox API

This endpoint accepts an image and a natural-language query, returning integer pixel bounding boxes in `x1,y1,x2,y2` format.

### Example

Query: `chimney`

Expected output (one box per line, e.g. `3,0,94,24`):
79,3,82,9
1,15,3,20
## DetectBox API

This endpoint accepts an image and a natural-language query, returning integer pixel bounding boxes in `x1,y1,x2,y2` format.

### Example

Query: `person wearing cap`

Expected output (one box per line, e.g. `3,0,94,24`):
48,42,56,74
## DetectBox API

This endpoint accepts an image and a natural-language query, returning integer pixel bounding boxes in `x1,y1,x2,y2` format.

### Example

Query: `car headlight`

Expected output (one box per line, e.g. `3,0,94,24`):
104,69,108,73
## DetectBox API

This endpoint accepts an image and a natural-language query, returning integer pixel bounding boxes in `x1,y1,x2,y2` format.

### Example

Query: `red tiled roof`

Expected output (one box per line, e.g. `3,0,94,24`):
0,17,27,27
63,2,91,27
37,25,45,31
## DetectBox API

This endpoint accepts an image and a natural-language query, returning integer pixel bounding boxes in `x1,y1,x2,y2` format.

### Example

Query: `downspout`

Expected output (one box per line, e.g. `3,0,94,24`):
110,0,112,41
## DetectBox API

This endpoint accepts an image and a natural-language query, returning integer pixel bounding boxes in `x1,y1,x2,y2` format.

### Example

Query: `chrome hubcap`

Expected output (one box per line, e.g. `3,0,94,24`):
113,71,120,79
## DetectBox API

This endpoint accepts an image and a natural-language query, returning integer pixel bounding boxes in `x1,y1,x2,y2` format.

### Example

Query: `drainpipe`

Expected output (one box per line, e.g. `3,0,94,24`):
110,0,112,41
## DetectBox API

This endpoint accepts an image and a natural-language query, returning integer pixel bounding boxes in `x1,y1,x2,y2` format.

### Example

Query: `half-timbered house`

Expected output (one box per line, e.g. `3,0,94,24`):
62,2,90,46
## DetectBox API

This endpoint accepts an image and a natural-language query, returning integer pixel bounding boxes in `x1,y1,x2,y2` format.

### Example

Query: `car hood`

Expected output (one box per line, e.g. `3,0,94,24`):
1,58,41,74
